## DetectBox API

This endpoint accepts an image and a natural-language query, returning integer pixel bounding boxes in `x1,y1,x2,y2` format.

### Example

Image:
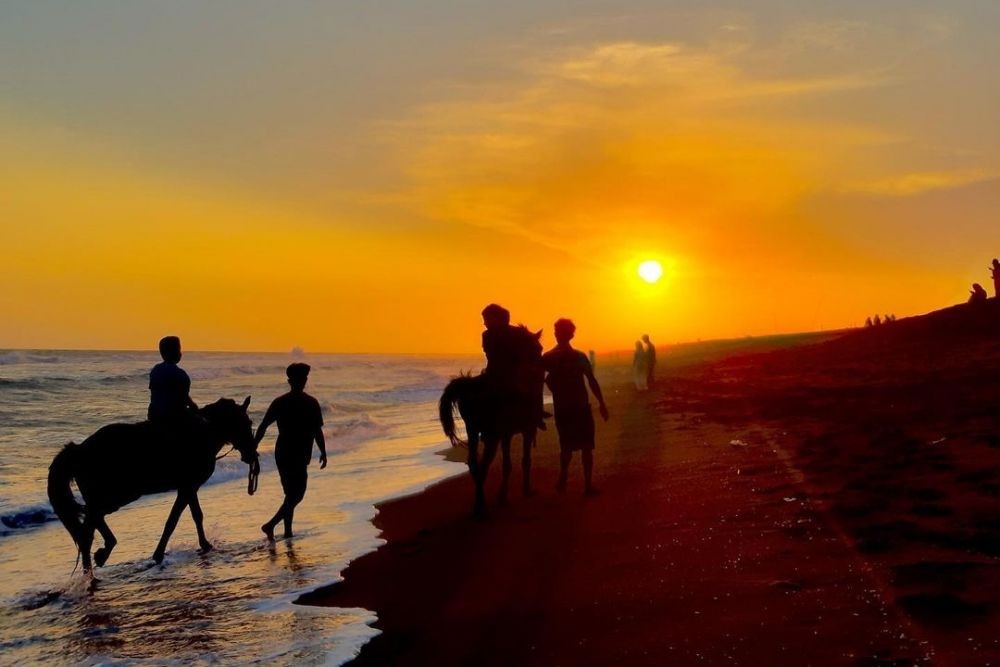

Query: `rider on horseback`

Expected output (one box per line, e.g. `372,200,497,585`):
481,304,546,430
148,336,201,435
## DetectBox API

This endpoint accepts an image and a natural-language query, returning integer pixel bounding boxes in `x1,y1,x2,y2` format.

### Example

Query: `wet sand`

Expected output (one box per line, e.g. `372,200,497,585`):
302,301,1000,666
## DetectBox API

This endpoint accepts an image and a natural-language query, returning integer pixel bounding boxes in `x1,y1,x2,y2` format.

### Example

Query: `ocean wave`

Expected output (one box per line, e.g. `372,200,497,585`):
1,505,58,533
0,377,77,390
0,352,62,366
326,414,392,449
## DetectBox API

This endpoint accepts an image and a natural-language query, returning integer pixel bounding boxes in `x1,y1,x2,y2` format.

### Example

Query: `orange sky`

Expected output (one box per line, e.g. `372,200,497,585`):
1,3,998,353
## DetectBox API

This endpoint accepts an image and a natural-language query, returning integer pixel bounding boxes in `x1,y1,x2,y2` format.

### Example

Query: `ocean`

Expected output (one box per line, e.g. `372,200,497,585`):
0,350,475,665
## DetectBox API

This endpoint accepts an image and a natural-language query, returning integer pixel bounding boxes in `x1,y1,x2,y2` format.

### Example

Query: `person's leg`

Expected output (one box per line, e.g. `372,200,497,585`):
557,450,571,492
282,469,307,538
582,448,597,496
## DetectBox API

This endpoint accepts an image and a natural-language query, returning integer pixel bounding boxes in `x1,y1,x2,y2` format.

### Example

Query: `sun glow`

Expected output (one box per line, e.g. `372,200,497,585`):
638,260,663,284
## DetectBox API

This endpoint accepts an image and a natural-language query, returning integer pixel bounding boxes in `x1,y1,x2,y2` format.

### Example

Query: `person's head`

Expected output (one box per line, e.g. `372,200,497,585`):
635,341,644,351
553,318,576,345
481,303,511,330
286,362,311,390
641,334,650,343
158,336,182,363
993,258,999,267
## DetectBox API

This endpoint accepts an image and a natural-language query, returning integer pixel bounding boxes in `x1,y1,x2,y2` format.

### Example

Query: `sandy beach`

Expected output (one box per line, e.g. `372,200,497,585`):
302,301,1000,666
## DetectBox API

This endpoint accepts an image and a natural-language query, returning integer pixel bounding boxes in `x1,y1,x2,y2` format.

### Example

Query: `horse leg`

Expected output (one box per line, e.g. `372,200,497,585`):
187,491,213,554
467,432,486,517
522,430,535,497
79,515,96,573
475,437,499,518
498,436,512,506
93,515,117,567
152,493,189,564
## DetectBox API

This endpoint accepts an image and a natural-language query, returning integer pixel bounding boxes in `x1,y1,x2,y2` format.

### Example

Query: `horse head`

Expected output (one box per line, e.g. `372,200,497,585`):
202,396,258,464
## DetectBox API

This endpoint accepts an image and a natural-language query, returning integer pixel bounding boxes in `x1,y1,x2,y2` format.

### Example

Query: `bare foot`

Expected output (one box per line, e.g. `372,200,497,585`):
261,524,275,542
283,530,294,540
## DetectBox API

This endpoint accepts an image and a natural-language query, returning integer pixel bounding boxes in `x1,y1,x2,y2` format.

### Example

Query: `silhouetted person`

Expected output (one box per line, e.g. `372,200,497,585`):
542,319,609,496
148,336,198,423
588,349,597,369
873,314,882,326
991,259,1000,298
865,316,873,328
482,303,545,429
642,334,656,388
632,341,648,390
255,363,327,540
969,283,988,304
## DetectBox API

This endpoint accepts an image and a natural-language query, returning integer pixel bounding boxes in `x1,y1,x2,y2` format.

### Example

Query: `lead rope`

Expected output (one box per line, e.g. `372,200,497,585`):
248,458,260,496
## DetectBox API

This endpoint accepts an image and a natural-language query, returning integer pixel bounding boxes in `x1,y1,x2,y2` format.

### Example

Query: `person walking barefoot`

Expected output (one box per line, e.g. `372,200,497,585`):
255,363,327,540
542,319,609,496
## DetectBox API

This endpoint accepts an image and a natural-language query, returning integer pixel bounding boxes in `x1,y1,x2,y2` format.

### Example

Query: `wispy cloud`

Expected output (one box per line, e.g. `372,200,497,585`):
844,169,999,197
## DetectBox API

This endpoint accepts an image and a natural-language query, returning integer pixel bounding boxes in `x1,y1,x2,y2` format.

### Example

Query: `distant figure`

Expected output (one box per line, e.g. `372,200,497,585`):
991,259,999,298
865,316,873,328
482,303,545,430
255,363,327,540
542,319,609,496
873,314,882,326
148,336,199,423
969,283,989,304
642,334,656,388
632,341,648,390
588,349,597,369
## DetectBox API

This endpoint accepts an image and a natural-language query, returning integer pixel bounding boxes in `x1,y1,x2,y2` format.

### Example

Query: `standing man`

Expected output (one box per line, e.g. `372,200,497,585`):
990,258,999,298
148,336,198,423
255,363,327,540
542,319,609,496
642,334,656,389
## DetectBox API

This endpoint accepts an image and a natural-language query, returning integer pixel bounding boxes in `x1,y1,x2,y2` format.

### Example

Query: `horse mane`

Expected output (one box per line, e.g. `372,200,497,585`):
511,324,543,357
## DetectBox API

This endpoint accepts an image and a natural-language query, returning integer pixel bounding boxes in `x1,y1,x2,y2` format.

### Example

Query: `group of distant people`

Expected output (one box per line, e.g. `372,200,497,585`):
969,258,1000,304
864,314,897,328
631,334,657,391
149,336,325,540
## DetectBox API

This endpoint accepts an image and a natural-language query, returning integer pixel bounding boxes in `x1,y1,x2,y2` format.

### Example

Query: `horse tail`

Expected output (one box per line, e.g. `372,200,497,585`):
47,443,84,548
439,376,474,447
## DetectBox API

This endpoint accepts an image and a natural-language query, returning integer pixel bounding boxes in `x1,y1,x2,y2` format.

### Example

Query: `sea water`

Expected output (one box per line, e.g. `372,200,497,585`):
0,350,475,665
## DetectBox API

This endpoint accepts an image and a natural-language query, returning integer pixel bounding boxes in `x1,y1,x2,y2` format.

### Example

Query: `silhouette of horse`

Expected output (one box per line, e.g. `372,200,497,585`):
47,397,259,572
439,327,543,517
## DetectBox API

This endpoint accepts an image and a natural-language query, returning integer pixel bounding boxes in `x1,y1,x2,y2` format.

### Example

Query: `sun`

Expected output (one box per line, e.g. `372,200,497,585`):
637,260,663,284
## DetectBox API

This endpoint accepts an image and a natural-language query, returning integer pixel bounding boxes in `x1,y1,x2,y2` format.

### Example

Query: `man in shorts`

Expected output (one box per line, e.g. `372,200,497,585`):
254,363,327,540
542,319,609,496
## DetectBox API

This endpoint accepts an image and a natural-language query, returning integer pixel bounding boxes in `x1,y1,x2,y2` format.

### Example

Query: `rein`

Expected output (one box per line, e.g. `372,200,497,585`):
215,445,260,496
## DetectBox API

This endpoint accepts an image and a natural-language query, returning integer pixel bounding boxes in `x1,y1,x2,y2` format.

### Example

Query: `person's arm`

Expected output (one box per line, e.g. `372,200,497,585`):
584,360,609,421
315,428,327,469
253,404,276,446
314,399,327,469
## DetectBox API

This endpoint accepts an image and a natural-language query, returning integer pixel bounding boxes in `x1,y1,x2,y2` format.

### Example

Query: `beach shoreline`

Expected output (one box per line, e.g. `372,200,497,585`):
300,306,1000,666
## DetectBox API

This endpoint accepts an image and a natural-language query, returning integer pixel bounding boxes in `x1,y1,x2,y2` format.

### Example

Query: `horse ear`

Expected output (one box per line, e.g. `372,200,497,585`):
242,396,251,412
534,329,542,339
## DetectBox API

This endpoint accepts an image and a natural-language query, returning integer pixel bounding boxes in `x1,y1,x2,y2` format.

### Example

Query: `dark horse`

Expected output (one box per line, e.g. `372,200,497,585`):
47,397,259,572
439,327,543,516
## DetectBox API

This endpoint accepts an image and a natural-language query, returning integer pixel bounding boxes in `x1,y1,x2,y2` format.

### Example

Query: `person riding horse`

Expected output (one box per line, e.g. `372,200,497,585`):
481,304,545,431
148,336,203,442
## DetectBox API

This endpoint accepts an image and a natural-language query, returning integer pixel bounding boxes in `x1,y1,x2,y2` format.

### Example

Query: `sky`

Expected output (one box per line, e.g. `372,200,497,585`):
1,1,998,353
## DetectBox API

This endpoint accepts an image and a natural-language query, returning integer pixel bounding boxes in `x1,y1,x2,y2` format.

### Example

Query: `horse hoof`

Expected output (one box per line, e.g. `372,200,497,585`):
199,542,214,555
93,548,111,567
152,552,165,565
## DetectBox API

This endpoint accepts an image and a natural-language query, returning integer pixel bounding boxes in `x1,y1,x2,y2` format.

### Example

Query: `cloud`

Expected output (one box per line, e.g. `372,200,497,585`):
844,169,999,197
